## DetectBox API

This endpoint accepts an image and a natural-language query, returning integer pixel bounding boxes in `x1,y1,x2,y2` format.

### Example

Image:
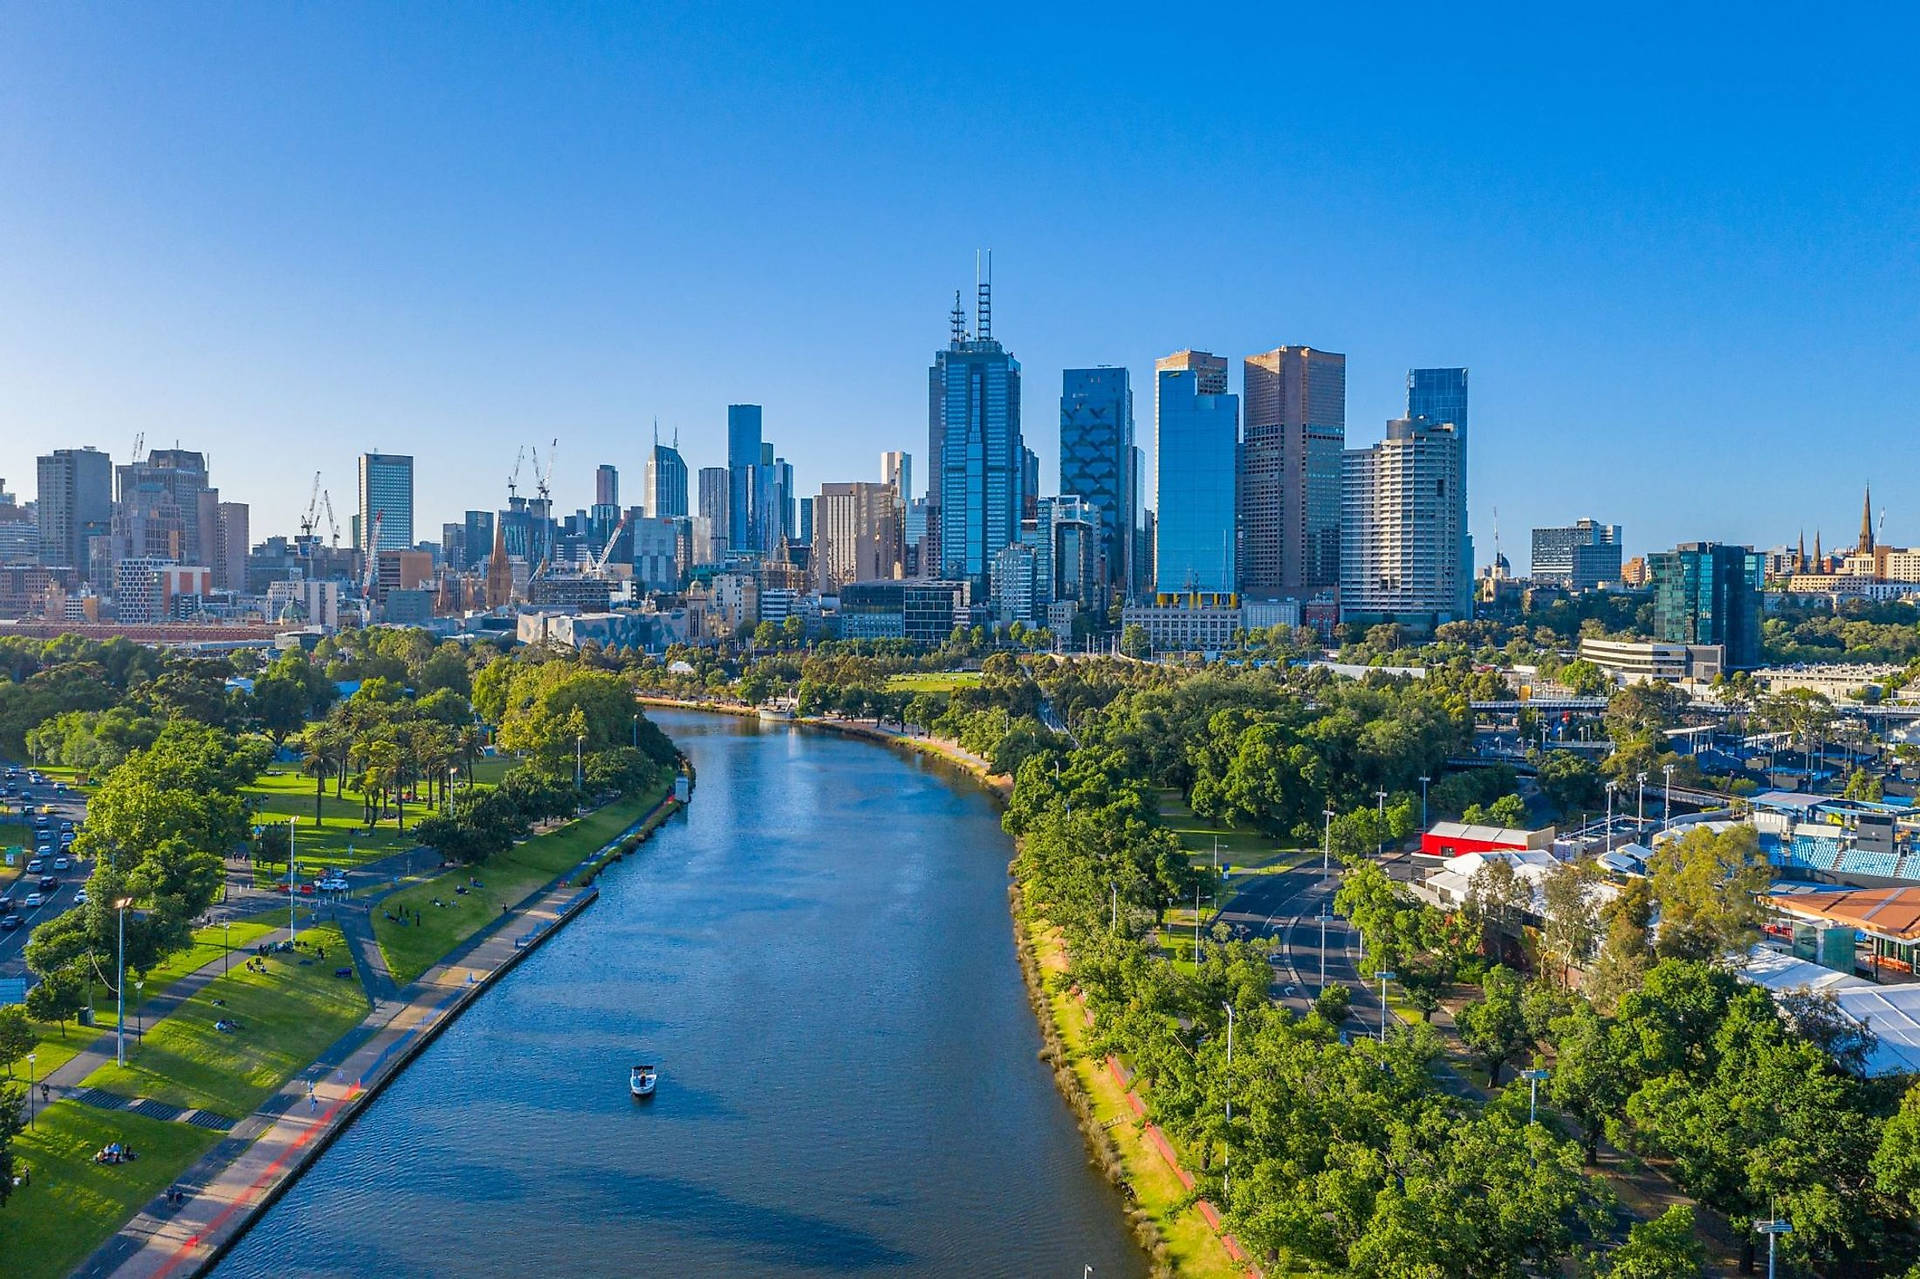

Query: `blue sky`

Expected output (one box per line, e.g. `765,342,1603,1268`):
1,4,1914,563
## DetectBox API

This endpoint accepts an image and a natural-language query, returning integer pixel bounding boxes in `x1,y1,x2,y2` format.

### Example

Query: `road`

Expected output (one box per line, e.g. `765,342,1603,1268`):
0,763,93,977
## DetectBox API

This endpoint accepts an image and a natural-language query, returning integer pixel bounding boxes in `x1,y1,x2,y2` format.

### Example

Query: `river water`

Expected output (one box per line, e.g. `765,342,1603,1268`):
213,710,1143,1278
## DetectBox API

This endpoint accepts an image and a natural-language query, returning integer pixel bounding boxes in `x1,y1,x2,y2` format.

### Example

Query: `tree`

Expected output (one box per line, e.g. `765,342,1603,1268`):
1537,749,1603,816
1120,624,1150,660
1585,878,1653,1013
1647,824,1769,960
1874,1081,1920,1213
1541,857,1601,982
1312,982,1351,1027
1605,1206,1706,1279
251,674,309,746
1548,999,1634,1164
0,1005,31,1079
1456,964,1532,1085
24,967,83,1035
0,1086,21,1208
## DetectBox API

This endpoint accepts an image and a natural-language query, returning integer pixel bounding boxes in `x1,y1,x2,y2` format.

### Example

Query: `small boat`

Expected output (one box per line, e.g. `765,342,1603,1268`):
757,705,794,722
630,1064,657,1098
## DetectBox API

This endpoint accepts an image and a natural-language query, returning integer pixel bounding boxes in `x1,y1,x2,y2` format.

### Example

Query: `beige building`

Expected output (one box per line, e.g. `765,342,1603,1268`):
814,482,903,592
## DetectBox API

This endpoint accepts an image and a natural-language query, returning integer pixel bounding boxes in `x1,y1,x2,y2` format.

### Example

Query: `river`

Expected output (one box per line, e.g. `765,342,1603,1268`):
213,710,1144,1278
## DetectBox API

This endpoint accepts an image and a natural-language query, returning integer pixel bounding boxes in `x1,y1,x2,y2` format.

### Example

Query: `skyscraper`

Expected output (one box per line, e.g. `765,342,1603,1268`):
930,262,1025,589
1649,542,1764,670
357,452,414,552
1340,419,1466,626
213,501,248,591
1153,350,1238,601
113,448,212,565
881,452,912,509
1060,366,1136,599
595,463,620,509
697,466,731,548
727,405,762,552
1408,368,1471,612
814,482,903,591
644,435,689,519
1531,518,1623,590
1242,346,1346,598
35,446,112,579
462,510,495,572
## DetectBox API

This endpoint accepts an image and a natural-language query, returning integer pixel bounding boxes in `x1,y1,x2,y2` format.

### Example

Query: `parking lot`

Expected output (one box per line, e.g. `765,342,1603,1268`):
0,763,93,976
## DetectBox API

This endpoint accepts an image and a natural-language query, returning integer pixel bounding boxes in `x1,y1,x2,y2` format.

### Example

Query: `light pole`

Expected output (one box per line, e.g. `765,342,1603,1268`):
632,713,639,750
1520,1066,1550,1124
1377,970,1396,1041
135,979,144,1044
287,816,298,949
223,917,231,976
1374,790,1388,856
1322,807,1334,875
1418,776,1430,831
1319,905,1329,994
574,733,585,801
1636,771,1647,829
1110,881,1118,933
115,895,133,1067
1220,1000,1235,1202
1662,762,1676,831
1604,780,1616,848
1194,882,1202,962
26,1050,36,1129
1759,1215,1792,1279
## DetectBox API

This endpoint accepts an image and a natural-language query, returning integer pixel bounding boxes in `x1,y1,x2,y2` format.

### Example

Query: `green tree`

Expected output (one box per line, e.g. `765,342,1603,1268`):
23,967,83,1035
0,1086,21,1208
1585,877,1654,1013
1604,1205,1706,1279
1456,964,1532,1085
0,1005,31,1079
251,674,310,745
1548,999,1634,1164
1120,623,1150,660
1874,1081,1920,1214
1647,824,1769,960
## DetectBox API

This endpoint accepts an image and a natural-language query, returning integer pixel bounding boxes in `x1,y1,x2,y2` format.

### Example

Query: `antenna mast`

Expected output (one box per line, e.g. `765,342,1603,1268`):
975,248,992,342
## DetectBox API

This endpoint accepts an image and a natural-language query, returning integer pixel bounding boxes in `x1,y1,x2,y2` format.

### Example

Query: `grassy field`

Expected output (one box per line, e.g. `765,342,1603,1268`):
373,782,667,985
80,923,368,1118
1158,789,1297,872
0,1101,219,1279
242,769,420,871
883,670,983,692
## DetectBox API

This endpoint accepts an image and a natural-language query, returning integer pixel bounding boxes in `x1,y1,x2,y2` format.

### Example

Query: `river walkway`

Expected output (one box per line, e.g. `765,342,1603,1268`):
71,789,682,1279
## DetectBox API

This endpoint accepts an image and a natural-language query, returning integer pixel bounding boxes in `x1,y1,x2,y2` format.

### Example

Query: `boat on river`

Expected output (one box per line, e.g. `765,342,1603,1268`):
630,1064,658,1098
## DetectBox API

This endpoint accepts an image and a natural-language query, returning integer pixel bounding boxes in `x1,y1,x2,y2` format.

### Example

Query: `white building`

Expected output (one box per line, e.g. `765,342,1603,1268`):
1340,418,1465,627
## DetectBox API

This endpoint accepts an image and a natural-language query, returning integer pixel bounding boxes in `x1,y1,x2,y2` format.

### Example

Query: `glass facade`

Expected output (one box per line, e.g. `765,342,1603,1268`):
726,404,761,551
1649,542,1764,669
646,443,688,519
1408,368,1470,611
1059,367,1136,599
1153,358,1238,600
1242,347,1345,597
357,452,414,552
932,338,1024,589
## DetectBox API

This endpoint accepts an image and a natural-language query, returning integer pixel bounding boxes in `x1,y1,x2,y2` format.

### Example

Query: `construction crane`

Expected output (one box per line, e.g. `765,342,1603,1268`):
529,437,558,572
362,510,384,600
506,445,526,502
320,490,341,547
298,472,323,551
587,510,630,577
130,432,145,465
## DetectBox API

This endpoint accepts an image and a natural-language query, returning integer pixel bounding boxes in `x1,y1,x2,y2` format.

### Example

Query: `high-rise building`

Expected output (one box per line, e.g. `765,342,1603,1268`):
881,452,912,509
798,496,814,547
1531,519,1623,590
814,482,903,591
645,436,689,519
357,452,414,552
727,405,762,552
1649,542,1764,670
697,467,731,549
113,448,212,565
461,511,494,572
1339,418,1466,627
930,264,1025,590
1153,350,1237,601
213,501,249,591
1242,346,1345,599
595,463,620,509
1060,367,1136,600
1408,367,1471,612
750,446,794,556
36,447,113,579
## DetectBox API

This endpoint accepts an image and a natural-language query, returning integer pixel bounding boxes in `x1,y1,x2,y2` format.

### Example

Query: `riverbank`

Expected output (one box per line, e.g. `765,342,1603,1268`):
57,779,690,1279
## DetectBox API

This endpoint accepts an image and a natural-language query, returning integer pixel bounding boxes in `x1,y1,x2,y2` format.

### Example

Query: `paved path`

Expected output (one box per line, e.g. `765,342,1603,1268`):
78,792,678,1279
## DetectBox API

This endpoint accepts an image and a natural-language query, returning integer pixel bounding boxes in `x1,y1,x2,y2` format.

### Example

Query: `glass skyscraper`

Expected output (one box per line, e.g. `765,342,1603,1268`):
1408,367,1471,612
356,451,414,552
1650,542,1764,670
727,404,761,552
930,275,1024,589
1153,351,1238,601
645,439,688,519
1059,366,1136,600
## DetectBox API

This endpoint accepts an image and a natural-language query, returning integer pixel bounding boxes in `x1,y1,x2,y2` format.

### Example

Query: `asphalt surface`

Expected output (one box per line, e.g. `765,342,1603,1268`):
0,763,93,976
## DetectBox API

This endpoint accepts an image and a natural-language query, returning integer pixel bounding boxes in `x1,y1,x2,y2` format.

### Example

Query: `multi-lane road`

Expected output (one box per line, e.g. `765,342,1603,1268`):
0,764,93,977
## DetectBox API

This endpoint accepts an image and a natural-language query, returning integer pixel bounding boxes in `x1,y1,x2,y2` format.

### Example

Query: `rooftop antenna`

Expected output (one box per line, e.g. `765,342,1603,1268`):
950,290,966,344
652,417,659,450
975,249,992,342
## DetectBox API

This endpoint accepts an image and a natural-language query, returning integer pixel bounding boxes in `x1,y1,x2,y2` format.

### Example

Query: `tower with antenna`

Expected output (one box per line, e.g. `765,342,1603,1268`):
927,250,1023,590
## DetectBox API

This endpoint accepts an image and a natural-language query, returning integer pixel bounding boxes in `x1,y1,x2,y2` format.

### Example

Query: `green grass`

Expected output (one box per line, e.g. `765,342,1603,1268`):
883,670,983,692
1157,789,1298,871
373,783,667,986
242,769,420,870
0,1101,219,1279
470,754,513,786
79,924,368,1118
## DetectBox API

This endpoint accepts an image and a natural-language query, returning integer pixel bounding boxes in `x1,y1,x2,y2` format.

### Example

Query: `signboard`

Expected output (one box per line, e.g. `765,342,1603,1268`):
0,978,27,1007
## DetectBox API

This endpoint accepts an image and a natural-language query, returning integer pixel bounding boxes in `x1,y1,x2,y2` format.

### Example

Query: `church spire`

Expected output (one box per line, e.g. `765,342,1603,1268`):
1861,483,1875,554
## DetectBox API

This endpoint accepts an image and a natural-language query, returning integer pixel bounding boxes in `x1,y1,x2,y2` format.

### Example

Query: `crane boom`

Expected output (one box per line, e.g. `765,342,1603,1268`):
362,510,383,599
320,490,341,546
589,510,630,576
507,445,525,500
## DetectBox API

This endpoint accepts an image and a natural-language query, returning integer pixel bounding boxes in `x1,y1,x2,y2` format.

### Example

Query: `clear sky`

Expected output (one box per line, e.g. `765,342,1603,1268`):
2,4,1915,563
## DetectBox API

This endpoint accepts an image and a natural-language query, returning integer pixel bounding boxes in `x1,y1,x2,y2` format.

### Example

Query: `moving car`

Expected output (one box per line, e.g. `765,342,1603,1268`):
21,892,44,908
25,858,43,873
53,856,71,870
0,914,20,931
74,888,87,906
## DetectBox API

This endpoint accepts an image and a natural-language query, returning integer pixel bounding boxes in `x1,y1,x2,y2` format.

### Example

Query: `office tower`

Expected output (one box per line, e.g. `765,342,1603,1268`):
748,446,794,555
36,447,113,579
442,522,466,570
1023,494,1101,616
903,498,928,577
727,405,762,551
881,452,912,509
595,464,619,509
113,448,212,564
1153,351,1238,600
461,511,494,572
1021,446,1040,520
357,452,414,552
213,502,248,591
1407,367,1471,611
1649,542,1764,670
814,482,903,591
1531,519,1623,590
798,497,814,547
1340,419,1466,626
644,435,688,519
930,260,1025,589
1242,346,1346,598
697,466,731,547
1060,366,1136,600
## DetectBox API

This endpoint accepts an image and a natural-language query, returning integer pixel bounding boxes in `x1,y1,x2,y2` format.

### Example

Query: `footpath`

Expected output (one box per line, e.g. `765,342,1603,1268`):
70,787,684,1279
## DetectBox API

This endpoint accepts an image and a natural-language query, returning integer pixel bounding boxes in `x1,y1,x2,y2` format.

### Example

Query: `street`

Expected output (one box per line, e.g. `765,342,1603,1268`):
0,762,93,978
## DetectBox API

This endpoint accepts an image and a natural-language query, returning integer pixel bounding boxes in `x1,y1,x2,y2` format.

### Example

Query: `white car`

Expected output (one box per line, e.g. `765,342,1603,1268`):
52,856,70,870
22,892,44,908
73,889,88,906
316,876,350,893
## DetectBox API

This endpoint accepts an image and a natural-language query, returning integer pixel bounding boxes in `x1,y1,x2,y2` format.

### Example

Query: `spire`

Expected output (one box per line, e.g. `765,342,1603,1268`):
949,290,966,345
975,248,992,342
1797,528,1806,572
1861,483,1875,554
1815,529,1823,565
653,417,659,450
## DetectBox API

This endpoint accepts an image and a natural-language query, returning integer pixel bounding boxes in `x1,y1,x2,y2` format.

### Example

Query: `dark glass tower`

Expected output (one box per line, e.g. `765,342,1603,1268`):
1059,366,1136,599
930,261,1024,590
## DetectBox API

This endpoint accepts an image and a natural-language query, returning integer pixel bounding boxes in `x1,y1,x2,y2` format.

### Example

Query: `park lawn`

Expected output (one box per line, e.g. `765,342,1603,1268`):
374,782,666,986
79,923,368,1118
1158,788,1299,871
470,754,513,786
0,1100,219,1279
0,817,28,852
243,769,418,870
883,670,982,692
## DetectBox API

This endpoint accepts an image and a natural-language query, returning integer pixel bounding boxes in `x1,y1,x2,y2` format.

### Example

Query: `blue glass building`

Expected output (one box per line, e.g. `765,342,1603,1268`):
1153,351,1238,601
727,404,761,552
1649,542,1764,669
930,279,1024,590
1059,367,1137,600
1408,368,1471,611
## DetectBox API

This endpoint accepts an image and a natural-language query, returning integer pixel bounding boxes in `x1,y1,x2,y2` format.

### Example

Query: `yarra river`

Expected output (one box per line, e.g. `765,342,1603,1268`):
215,709,1143,1278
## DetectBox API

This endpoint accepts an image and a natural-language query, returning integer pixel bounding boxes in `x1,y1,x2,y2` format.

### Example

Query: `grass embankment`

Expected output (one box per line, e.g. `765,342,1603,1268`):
80,923,368,1117
372,782,668,985
0,1102,219,1279
883,671,982,692
1022,919,1255,1279
240,754,511,872
1158,790,1297,873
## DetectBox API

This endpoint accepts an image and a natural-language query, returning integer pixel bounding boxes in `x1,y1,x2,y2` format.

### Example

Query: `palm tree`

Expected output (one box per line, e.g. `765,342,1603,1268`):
299,740,330,826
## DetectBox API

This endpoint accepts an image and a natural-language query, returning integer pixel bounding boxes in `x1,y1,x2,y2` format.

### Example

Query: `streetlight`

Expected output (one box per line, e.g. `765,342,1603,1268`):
1376,970,1396,1041
574,733,585,800
632,713,639,751
1636,771,1648,829
26,1050,36,1130
287,816,299,949
135,979,145,1044
1374,790,1388,856
1662,762,1676,831
1759,1215,1792,1279
1418,776,1431,832
1604,780,1617,848
1220,1001,1235,1201
1322,807,1334,875
223,917,231,976
1520,1066,1550,1124
114,895,134,1067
